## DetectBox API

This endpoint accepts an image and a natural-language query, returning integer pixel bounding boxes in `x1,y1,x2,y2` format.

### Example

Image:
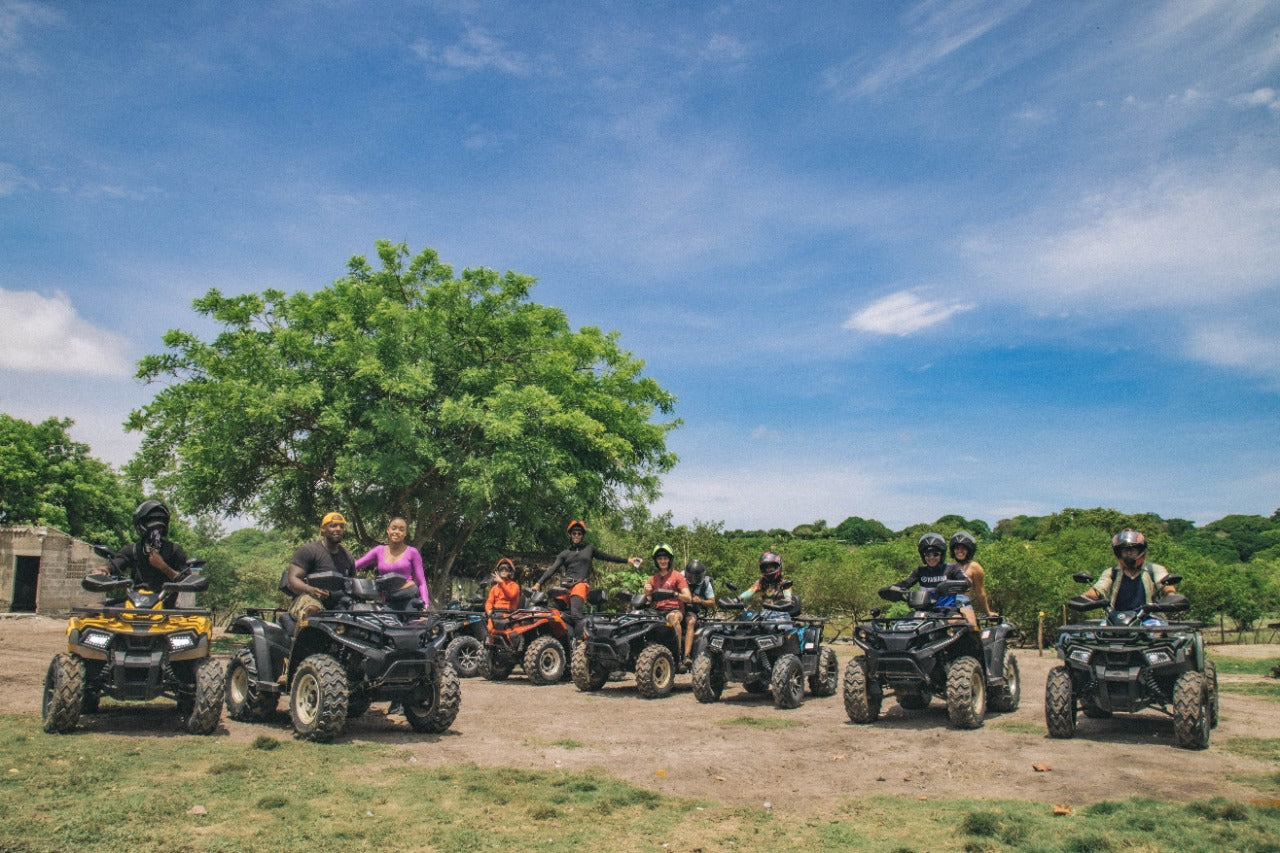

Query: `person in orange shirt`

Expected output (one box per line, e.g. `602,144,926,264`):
485,558,522,617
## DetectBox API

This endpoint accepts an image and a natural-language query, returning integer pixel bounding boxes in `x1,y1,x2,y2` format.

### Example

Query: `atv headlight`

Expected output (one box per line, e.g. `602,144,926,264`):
82,630,112,650
710,636,724,650
1144,649,1174,666
167,632,197,653
1068,648,1092,664
756,635,782,650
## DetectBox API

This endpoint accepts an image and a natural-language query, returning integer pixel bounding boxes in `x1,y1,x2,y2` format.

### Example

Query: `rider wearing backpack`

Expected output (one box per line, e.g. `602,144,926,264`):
1083,528,1176,611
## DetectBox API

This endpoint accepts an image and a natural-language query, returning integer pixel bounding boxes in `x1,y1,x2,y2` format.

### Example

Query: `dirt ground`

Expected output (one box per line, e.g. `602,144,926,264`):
4,614,1278,812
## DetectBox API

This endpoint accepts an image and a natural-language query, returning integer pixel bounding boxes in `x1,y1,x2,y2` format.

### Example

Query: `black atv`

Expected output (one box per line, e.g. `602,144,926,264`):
1045,572,1217,750
690,589,838,709
225,571,459,742
437,594,489,678
570,590,684,699
42,547,223,735
842,580,1020,729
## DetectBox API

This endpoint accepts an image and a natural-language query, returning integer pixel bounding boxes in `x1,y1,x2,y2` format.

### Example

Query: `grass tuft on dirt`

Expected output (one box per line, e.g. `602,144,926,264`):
1222,738,1280,763
1210,656,1280,676
716,715,802,730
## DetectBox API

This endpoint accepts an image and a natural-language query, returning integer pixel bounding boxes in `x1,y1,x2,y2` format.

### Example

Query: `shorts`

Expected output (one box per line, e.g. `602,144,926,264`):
288,593,325,621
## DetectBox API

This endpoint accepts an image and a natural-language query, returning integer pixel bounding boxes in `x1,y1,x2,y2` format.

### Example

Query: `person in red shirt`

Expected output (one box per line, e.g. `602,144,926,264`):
642,543,692,667
485,558,522,617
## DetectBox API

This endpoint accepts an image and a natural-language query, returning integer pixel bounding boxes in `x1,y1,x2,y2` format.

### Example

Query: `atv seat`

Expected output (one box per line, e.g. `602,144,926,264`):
488,610,511,631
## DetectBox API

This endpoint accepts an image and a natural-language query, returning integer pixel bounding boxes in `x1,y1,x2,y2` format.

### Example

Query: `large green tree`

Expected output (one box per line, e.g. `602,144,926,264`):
126,242,679,596
0,414,138,546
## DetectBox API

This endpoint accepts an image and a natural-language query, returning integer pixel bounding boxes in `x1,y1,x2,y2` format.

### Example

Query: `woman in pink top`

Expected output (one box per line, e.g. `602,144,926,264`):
354,517,430,610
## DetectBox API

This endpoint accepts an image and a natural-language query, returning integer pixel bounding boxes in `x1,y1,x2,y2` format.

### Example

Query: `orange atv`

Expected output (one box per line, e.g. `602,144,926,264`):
479,586,580,685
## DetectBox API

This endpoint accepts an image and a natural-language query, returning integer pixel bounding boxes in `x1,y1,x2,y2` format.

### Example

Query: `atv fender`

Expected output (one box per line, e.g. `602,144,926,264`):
229,615,290,687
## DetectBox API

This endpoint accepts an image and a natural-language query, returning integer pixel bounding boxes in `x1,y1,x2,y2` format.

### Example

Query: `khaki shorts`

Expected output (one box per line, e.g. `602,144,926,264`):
288,593,325,621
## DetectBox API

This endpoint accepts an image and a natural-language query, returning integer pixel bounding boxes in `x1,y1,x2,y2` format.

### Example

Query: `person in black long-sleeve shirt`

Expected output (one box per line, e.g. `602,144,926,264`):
533,520,640,637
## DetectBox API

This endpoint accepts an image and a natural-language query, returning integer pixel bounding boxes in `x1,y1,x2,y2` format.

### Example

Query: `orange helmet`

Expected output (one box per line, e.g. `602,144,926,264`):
566,520,587,534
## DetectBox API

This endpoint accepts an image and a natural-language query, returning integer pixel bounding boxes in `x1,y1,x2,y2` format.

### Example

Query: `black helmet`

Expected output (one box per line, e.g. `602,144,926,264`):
759,551,782,582
684,559,707,584
949,531,977,561
1111,528,1147,569
917,532,946,560
133,500,170,539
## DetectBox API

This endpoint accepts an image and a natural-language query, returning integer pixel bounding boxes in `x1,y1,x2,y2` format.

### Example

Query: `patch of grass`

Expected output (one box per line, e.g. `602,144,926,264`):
1222,738,1280,763
716,715,802,730
1219,681,1280,700
523,737,586,750
211,635,246,654
1230,770,1280,798
251,735,281,750
989,719,1044,735
1210,656,1280,676
5,715,1280,852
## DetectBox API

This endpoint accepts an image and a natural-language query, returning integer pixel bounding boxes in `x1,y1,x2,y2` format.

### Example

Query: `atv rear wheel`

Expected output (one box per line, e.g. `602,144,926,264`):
1173,670,1210,750
184,657,224,735
42,653,86,734
842,656,881,723
635,644,676,699
691,653,725,703
226,647,279,721
479,648,516,681
1045,665,1077,738
946,655,986,729
290,654,349,742
404,663,461,734
770,653,805,709
524,636,567,685
1205,660,1220,729
987,649,1021,712
809,646,839,697
446,635,485,679
570,643,608,692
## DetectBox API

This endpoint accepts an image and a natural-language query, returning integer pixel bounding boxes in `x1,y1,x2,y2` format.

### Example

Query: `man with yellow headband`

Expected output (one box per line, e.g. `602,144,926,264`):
284,512,356,622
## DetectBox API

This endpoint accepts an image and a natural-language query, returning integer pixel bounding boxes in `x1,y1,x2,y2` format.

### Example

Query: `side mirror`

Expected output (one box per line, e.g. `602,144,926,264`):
1072,572,1094,584
1162,574,1183,586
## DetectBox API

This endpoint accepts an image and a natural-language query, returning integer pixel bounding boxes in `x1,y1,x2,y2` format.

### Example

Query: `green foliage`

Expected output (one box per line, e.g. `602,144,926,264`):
0,414,140,547
833,515,893,545
197,526,299,615
125,242,678,596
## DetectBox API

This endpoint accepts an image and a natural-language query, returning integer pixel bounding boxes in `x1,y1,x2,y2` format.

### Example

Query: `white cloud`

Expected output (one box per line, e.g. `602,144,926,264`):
962,167,1280,307
843,290,974,336
0,162,35,196
411,25,532,76
0,289,134,376
1186,323,1280,380
0,0,61,72
1230,87,1279,110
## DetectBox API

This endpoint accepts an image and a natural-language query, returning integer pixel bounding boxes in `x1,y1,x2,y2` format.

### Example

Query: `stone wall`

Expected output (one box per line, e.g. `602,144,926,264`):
0,526,106,614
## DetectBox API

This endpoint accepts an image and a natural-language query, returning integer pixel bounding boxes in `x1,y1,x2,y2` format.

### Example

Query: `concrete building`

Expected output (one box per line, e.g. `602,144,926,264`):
0,526,106,614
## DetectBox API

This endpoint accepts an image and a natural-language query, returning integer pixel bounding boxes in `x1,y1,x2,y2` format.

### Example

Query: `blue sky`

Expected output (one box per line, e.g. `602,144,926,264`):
2,1,1278,531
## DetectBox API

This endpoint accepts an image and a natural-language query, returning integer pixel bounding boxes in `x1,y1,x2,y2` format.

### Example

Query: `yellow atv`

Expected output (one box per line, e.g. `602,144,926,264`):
41,547,223,735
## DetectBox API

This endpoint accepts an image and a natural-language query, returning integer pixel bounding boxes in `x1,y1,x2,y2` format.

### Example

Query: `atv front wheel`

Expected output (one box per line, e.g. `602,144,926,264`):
570,643,608,692
290,654,349,743
842,656,881,723
404,663,461,734
446,635,485,679
809,646,839,697
946,655,986,729
1173,670,1210,750
479,648,516,681
635,644,676,699
184,658,224,735
691,653,725,703
987,649,1021,712
770,653,805,709
226,647,279,721
524,635,567,685
1044,665,1077,738
42,653,86,734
